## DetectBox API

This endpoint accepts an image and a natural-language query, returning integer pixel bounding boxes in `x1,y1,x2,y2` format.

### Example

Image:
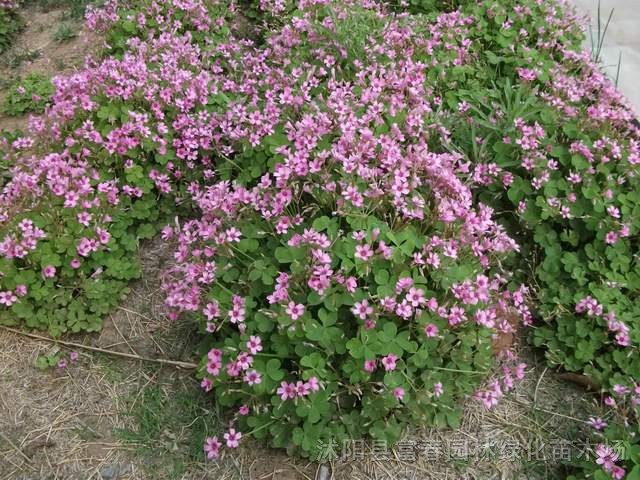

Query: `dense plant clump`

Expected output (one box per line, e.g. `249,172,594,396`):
568,390,640,480
2,73,55,116
161,4,533,459
0,0,23,54
431,0,640,393
1,0,639,475
397,0,640,476
0,0,233,334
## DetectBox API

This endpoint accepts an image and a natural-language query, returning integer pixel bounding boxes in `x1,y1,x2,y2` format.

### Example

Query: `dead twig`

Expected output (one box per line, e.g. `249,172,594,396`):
533,366,548,405
0,326,198,369
0,431,32,465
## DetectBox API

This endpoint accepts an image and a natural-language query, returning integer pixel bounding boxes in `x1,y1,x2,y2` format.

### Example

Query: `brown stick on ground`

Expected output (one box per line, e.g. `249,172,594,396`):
0,325,198,369
557,372,601,391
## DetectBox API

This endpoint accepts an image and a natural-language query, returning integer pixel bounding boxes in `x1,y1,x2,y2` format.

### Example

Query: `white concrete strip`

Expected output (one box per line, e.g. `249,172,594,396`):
571,0,640,114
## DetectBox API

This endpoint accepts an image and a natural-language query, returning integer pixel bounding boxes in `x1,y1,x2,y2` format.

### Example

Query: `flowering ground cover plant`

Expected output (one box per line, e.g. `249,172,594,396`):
434,0,640,393
158,0,536,461
2,73,54,116
0,0,23,54
396,0,640,476
0,0,235,334
568,388,640,480
1,0,639,476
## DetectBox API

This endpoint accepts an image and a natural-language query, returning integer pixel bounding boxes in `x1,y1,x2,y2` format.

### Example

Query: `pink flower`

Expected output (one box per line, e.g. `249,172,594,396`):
244,370,262,386
377,241,393,259
613,384,630,395
354,244,374,261
206,358,222,376
200,378,213,392
204,436,222,459
344,276,357,293
395,301,413,319
295,381,310,396
225,227,241,243
381,354,398,372
223,428,242,448
161,225,174,240
424,323,439,337
393,387,405,401
364,359,377,372
226,362,241,377
595,444,619,470
236,352,253,370
208,349,223,362
474,309,496,328
587,417,607,431
57,358,67,369
475,381,502,408
77,237,98,257
246,335,262,354
306,377,320,392
427,297,438,312
77,212,91,227
517,67,538,82
42,265,56,278
0,291,18,306
285,301,305,320
277,381,297,401
395,277,413,293
615,332,630,346
70,258,81,269
611,466,626,480
351,300,373,320
620,224,630,237
607,206,620,218
203,302,220,320
406,287,425,307
380,296,397,311
228,297,246,324
96,227,110,245
433,382,443,398
239,405,249,416
15,284,27,296
70,351,79,362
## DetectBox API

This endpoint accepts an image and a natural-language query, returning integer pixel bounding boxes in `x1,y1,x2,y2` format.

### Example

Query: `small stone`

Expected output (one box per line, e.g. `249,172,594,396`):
317,464,330,480
99,465,120,480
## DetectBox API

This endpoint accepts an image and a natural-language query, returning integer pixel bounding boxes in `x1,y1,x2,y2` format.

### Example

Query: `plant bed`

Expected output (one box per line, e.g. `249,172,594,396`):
0,0,638,478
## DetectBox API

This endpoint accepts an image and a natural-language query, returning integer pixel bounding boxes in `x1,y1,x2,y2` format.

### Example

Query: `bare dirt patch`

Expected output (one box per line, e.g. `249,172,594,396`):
0,328,137,480
0,3,99,132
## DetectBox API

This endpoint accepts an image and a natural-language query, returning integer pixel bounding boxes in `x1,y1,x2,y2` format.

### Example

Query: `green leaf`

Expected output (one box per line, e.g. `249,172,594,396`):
571,154,589,171
136,223,156,239
266,359,284,381
274,247,293,263
374,269,389,285
626,466,640,480
507,177,530,204
312,216,331,232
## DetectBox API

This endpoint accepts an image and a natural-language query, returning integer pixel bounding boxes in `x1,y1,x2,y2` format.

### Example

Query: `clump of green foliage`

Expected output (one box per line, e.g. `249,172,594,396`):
0,7,24,54
53,22,77,42
117,382,222,479
2,73,54,116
